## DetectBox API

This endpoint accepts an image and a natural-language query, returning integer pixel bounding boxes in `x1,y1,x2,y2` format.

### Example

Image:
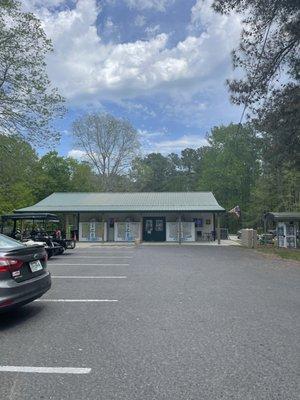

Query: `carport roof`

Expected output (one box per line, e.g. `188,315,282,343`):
17,192,225,213
265,212,300,221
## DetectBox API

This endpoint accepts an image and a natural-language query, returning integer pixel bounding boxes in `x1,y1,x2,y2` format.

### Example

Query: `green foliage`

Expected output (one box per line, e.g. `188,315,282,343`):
0,0,65,145
131,148,207,192
254,84,300,169
0,135,40,213
131,153,174,191
1,122,298,233
0,136,99,214
196,124,261,231
198,124,260,209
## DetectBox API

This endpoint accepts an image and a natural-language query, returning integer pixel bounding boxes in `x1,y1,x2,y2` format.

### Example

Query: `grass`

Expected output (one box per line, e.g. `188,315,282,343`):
256,246,300,262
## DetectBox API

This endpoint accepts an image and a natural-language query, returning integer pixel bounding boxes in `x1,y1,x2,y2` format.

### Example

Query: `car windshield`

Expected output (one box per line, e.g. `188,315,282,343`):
0,234,25,249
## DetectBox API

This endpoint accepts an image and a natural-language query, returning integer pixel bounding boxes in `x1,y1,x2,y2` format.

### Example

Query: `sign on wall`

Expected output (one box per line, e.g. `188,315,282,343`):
166,222,178,241
166,222,195,242
79,221,106,241
115,222,141,242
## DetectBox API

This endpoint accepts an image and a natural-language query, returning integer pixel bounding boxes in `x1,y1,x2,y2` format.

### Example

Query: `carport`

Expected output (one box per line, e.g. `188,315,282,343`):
265,212,300,248
17,192,225,244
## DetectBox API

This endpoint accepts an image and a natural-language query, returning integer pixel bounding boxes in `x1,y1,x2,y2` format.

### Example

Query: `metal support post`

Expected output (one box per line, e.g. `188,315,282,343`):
217,214,221,245
178,215,182,245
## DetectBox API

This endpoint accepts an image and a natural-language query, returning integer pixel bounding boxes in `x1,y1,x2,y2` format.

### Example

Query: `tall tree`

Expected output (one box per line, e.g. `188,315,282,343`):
72,113,140,191
213,0,300,220
197,124,260,228
254,84,300,168
67,159,99,192
0,0,65,145
37,151,73,199
131,153,173,191
212,0,299,108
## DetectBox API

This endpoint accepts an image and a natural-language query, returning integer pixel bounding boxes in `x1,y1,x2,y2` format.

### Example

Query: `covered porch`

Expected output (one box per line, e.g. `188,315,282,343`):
52,211,223,244
16,192,225,244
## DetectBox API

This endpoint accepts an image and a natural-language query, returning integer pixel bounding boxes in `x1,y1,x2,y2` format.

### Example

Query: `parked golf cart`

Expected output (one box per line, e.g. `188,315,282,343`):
0,213,76,259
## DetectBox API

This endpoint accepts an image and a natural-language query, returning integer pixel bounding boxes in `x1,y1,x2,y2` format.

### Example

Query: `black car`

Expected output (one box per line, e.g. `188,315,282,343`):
0,234,51,313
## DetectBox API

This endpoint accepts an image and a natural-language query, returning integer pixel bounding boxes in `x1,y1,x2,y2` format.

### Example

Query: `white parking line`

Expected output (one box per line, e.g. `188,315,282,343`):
0,366,91,374
74,250,134,252
51,276,127,279
35,299,118,302
50,263,129,266
59,256,133,259
70,253,134,256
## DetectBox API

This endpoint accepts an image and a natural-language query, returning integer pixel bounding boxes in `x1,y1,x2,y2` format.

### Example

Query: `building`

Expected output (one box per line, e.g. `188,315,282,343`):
265,212,300,248
17,192,225,243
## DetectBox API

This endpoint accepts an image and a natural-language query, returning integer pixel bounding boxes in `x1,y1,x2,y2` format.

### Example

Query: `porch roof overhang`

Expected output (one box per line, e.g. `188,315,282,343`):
16,192,225,214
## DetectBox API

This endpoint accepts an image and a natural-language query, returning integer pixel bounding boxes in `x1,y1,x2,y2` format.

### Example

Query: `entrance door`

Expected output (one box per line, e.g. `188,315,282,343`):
143,217,166,242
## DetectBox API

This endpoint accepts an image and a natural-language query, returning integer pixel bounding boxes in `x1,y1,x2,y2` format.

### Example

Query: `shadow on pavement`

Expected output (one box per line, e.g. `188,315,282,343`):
0,303,44,331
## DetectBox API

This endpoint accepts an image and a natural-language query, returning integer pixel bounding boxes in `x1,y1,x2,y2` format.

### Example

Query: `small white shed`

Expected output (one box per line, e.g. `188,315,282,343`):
265,212,300,248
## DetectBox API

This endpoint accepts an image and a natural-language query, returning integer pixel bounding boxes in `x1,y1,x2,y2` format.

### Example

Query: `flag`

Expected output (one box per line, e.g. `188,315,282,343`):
228,205,241,218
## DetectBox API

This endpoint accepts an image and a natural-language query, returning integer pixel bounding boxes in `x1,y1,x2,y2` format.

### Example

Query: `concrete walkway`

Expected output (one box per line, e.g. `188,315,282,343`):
75,239,241,248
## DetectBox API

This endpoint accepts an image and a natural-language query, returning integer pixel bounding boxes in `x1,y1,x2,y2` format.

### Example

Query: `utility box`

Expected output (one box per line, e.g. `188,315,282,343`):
241,229,257,248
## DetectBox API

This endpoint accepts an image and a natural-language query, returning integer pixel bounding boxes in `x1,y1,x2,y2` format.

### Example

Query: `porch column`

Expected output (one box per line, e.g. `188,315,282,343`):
77,213,80,241
217,213,221,245
140,216,143,242
178,215,182,245
101,214,105,242
65,214,69,239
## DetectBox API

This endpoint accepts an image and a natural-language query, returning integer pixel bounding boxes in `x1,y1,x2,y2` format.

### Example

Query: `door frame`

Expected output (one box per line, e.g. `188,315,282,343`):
143,217,166,242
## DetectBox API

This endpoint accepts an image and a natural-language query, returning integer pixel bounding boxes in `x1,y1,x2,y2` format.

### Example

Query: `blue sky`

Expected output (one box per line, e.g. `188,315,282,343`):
24,0,242,157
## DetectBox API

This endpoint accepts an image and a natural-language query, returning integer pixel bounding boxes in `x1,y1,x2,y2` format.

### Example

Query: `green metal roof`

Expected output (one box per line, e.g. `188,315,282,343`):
17,192,225,213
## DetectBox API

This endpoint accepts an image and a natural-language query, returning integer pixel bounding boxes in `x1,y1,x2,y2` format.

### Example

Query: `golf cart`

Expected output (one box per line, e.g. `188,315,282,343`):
0,213,76,259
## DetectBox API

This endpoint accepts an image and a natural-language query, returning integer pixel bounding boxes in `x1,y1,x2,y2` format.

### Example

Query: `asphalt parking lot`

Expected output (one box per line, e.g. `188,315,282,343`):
0,244,299,400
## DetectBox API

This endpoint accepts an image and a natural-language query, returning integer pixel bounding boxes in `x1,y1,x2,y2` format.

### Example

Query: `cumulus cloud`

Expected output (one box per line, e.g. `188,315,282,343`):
67,149,87,160
25,0,241,110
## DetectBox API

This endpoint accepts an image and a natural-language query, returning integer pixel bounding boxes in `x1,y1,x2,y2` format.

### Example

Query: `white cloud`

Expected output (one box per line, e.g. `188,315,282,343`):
124,0,174,12
137,129,208,154
67,149,87,160
25,0,241,109
105,17,114,29
124,102,156,117
145,24,161,38
153,135,208,154
22,0,72,10
134,14,146,27
138,128,166,138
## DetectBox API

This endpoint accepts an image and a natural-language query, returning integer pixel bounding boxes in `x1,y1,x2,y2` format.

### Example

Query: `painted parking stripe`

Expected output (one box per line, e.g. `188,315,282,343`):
0,366,91,374
35,299,118,302
51,276,127,279
73,248,134,250
50,263,129,266
71,250,134,253
58,256,133,259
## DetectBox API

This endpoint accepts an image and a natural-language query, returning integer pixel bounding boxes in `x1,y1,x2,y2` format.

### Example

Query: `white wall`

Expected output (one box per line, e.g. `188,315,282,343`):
77,212,215,242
